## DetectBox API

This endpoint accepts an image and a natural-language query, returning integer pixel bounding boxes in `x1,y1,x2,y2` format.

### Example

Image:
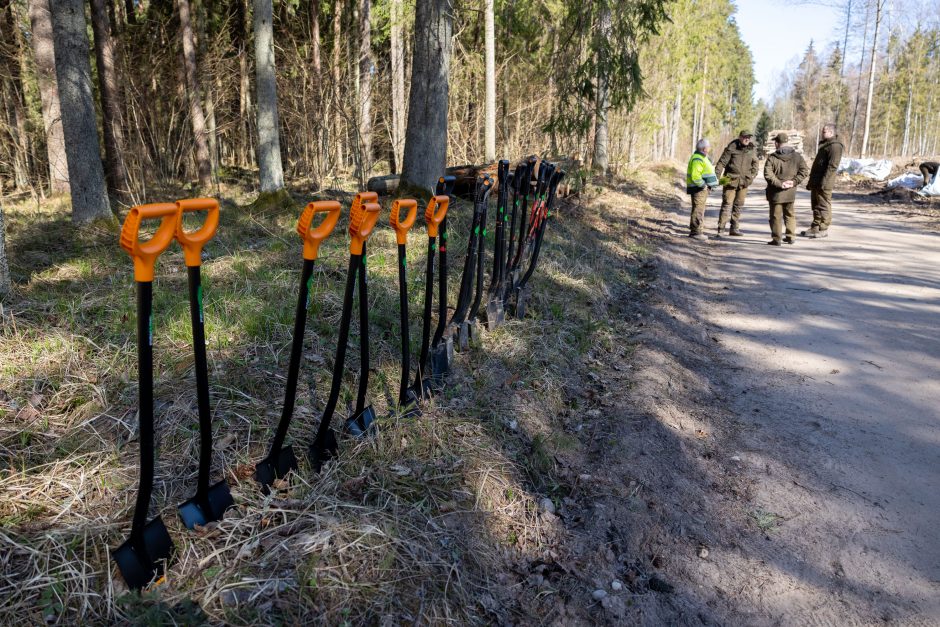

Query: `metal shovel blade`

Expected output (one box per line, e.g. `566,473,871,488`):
113,516,175,591
308,428,339,474
457,322,470,352
516,286,530,319
344,405,377,438
430,337,453,382
398,387,421,417
468,320,482,347
486,299,502,331
254,445,298,491
178,479,234,530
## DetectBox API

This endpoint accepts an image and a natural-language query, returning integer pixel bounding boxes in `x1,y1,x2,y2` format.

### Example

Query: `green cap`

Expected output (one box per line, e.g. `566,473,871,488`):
739,130,753,137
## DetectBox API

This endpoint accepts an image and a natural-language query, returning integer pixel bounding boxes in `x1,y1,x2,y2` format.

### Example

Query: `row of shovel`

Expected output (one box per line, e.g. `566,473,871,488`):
112,158,564,590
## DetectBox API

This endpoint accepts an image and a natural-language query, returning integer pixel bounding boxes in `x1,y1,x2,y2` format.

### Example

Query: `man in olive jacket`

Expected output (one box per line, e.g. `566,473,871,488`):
803,123,844,238
714,130,760,236
764,133,809,246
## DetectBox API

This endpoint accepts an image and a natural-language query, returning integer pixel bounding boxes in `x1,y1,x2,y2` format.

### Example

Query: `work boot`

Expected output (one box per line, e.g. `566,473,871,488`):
815,229,829,238
690,233,708,241
767,239,782,246
800,227,818,238
783,236,795,245
729,229,744,236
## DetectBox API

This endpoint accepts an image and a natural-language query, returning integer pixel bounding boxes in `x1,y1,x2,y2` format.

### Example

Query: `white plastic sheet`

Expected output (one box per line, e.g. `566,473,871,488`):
837,158,893,181
885,173,924,190
920,172,940,197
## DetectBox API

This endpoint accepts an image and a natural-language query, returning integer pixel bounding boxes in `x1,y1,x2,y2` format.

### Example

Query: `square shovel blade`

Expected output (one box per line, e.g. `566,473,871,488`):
178,479,234,530
344,405,377,438
113,516,175,591
308,428,339,474
254,445,298,492
486,300,503,331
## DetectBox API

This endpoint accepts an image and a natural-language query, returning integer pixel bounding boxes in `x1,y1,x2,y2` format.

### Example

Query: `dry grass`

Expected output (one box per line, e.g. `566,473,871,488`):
0,167,672,623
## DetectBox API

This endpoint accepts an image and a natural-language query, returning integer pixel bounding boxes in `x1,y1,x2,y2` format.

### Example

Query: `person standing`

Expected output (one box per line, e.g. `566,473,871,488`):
764,132,809,246
919,161,938,187
803,123,844,238
686,138,719,241
714,130,760,237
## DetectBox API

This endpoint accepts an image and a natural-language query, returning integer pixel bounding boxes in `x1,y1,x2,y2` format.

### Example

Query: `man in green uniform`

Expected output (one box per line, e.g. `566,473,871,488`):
764,133,809,246
802,123,844,238
686,138,719,241
714,130,760,237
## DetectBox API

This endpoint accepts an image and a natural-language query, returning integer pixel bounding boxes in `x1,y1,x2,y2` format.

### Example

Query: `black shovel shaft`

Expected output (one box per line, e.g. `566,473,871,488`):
519,171,565,291
355,243,369,414
186,266,212,498
131,281,155,541
468,198,490,321
431,218,448,348
415,236,436,388
316,254,359,440
397,244,410,403
452,205,481,324
267,258,315,458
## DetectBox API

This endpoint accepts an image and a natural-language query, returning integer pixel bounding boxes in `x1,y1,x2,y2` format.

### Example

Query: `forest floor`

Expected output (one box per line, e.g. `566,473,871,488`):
1,167,938,624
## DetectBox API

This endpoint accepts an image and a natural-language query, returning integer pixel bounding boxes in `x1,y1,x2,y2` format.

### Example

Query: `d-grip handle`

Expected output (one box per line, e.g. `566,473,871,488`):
424,195,450,238
349,196,381,255
390,199,418,245
297,200,342,260
120,202,180,282
175,197,220,267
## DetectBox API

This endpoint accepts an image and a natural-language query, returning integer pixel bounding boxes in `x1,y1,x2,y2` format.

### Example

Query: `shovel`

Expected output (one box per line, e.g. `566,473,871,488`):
486,160,511,330
254,201,342,490
460,175,494,350
429,175,457,386
502,157,536,306
173,198,234,529
514,169,565,318
390,198,420,415
408,193,449,402
309,193,381,471
450,175,490,351
113,202,179,590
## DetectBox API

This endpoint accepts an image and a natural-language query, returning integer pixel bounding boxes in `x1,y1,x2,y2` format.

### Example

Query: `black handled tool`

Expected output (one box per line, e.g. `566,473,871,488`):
390,199,420,414
429,175,457,387
254,201,342,490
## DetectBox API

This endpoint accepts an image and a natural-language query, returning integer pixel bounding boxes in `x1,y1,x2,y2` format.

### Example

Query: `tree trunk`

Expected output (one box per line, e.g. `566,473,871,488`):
357,0,373,183
0,0,31,192
27,0,69,194
901,81,913,156
332,0,343,170
310,0,322,77
860,0,882,158
592,2,611,173
670,85,681,158
206,86,218,175
178,0,212,187
253,0,284,192
0,195,9,298
90,0,130,199
400,0,453,192
124,0,135,24
49,0,111,222
849,0,871,156
840,0,852,78
483,0,495,162
390,0,406,173
237,0,251,167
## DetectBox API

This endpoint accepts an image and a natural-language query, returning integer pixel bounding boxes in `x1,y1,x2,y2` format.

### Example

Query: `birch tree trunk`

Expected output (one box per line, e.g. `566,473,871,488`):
332,0,344,171
400,0,453,192
860,0,882,159
90,0,130,199
901,82,913,156
358,0,373,183
483,0,495,162
390,0,406,173
27,0,68,194
178,0,212,187
253,0,284,192
49,0,111,222
849,0,871,156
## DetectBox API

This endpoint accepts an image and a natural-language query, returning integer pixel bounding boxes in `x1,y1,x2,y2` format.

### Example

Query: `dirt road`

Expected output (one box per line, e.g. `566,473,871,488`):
656,181,940,623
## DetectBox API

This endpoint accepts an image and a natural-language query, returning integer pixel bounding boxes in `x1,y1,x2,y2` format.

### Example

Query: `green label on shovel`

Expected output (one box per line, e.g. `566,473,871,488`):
305,274,314,309
197,285,204,323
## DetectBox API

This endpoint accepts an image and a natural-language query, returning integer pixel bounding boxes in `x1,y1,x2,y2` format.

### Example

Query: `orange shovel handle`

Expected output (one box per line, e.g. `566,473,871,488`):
297,200,342,260
174,198,220,267
120,203,180,282
424,195,450,238
349,192,381,255
390,198,418,245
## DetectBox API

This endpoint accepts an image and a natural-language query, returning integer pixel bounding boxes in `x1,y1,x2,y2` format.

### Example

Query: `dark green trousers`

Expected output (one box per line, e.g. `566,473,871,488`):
810,189,833,230
719,186,748,231
769,202,796,242
689,189,708,235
